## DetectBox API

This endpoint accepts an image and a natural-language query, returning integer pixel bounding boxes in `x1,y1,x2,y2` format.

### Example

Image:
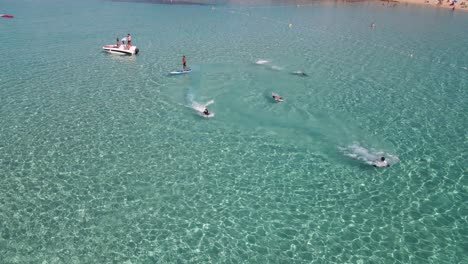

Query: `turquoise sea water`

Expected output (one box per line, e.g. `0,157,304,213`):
1,0,467,262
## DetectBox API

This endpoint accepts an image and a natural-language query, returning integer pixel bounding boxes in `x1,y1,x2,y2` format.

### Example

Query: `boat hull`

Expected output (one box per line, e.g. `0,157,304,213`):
102,45,139,56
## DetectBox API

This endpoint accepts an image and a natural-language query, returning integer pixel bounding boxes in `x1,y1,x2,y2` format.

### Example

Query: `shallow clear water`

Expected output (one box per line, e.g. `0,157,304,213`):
1,0,467,262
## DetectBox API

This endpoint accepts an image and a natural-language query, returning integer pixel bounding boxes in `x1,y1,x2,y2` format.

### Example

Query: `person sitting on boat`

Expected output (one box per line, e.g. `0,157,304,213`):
203,108,210,115
116,38,121,48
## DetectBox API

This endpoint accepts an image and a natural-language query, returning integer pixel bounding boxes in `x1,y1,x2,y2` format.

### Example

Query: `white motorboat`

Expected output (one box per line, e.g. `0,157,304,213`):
102,44,139,56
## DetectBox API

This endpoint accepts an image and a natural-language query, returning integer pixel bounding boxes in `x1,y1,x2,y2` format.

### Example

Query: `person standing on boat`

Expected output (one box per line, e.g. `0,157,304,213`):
126,33,132,50
182,55,187,70
116,38,121,47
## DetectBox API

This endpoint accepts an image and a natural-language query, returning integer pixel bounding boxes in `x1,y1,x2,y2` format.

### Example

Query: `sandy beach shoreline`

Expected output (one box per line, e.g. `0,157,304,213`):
111,0,468,11
380,0,468,11
229,0,468,11
114,0,468,11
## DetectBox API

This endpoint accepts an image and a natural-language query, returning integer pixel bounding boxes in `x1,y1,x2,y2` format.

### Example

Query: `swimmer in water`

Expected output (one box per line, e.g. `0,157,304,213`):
291,71,308,77
272,94,283,102
373,157,389,167
203,108,210,115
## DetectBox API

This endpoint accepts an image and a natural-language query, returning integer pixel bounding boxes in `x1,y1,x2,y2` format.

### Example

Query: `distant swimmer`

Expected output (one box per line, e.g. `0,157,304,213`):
203,108,210,115
291,71,308,77
371,22,375,29
373,157,389,168
272,93,284,102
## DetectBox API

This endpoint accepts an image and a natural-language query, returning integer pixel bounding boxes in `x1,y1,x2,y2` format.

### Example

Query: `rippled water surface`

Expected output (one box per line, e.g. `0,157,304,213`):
1,0,467,262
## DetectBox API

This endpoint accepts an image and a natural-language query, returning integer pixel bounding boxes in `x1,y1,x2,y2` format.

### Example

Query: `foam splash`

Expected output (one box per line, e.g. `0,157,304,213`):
191,100,215,118
186,92,195,103
191,99,213,112
255,59,270,65
338,143,399,166
255,59,284,71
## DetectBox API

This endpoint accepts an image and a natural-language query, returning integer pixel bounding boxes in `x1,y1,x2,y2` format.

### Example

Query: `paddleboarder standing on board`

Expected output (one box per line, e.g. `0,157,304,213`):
182,55,187,70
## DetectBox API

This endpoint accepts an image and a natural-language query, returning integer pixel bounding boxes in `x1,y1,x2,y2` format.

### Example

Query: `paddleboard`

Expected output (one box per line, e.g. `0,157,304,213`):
170,69,192,75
